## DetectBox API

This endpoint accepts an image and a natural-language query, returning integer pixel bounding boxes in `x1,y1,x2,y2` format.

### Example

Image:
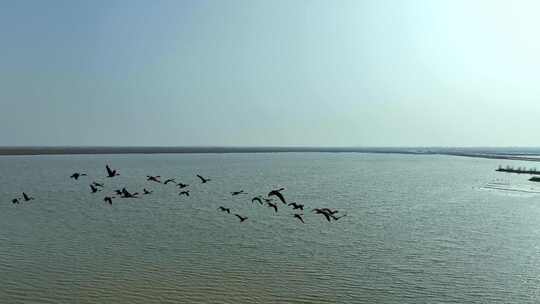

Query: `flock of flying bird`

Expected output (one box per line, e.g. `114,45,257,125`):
11,164,347,224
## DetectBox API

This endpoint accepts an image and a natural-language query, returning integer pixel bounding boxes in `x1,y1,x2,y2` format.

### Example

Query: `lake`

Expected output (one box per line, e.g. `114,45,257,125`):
1,153,540,303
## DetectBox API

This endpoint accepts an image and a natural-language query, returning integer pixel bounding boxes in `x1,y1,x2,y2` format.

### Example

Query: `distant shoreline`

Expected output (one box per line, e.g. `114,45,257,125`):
1,146,540,162
0,146,430,156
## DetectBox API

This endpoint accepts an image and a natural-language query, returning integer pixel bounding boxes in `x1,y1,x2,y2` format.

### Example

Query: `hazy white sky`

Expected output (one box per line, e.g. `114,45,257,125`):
1,0,539,146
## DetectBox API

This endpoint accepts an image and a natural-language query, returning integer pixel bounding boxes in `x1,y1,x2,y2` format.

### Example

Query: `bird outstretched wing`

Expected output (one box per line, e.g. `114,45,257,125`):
268,191,286,204
106,165,114,176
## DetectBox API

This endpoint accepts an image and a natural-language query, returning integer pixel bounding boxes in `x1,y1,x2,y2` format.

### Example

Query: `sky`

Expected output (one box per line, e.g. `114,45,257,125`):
1,0,540,147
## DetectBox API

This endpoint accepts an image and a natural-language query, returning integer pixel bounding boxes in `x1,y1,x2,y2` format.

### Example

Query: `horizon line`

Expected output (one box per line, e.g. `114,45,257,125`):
2,145,540,149
2,145,540,157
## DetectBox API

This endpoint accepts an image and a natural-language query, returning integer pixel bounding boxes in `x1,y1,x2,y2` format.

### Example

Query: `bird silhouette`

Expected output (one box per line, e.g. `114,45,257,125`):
251,196,263,205
218,206,231,213
179,190,190,196
70,173,87,180
121,188,138,198
22,192,34,201
106,165,120,177
231,190,246,196
268,189,286,204
143,188,153,195
267,202,278,213
176,183,189,189
147,175,161,183
294,213,305,223
234,214,248,222
12,198,20,204
92,182,104,188
164,178,176,185
104,196,114,205
197,174,211,183
288,202,304,210
312,208,332,222
90,184,101,193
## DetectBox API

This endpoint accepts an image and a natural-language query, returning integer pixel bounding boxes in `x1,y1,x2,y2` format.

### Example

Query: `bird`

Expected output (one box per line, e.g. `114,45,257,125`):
164,178,176,185
121,188,138,198
267,202,278,213
312,208,332,222
146,175,161,183
312,208,344,222
70,172,87,180
197,174,211,183
176,183,189,189
92,181,105,188
179,191,190,196
103,196,114,205
90,184,101,193
234,214,248,222
251,196,263,205
106,165,120,177
231,190,246,196
268,189,286,204
218,206,231,213
143,188,153,195
22,192,34,201
294,213,305,224
12,198,20,204
288,202,304,210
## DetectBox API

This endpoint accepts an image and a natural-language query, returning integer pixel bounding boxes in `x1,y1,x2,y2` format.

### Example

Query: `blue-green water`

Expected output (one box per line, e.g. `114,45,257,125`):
1,153,540,303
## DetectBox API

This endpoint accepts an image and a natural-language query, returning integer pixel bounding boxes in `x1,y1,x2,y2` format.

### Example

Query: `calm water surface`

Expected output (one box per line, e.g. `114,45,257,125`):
1,153,540,303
